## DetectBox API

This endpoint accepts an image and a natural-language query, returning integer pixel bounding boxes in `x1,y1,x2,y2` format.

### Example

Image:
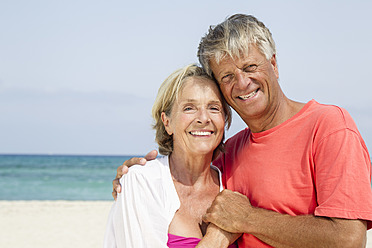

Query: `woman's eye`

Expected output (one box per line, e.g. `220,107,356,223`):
183,106,194,111
210,106,221,112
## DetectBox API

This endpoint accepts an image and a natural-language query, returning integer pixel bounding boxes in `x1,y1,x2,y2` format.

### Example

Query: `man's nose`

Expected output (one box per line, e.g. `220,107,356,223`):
235,70,251,89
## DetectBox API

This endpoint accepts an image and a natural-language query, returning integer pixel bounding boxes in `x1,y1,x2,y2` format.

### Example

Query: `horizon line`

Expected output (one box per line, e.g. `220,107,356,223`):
0,153,146,157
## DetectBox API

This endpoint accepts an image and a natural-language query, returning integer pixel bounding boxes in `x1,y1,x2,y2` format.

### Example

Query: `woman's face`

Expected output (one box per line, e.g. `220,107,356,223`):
162,77,226,157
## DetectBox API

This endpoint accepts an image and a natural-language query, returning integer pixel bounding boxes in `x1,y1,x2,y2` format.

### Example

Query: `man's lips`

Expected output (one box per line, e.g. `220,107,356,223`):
237,89,259,100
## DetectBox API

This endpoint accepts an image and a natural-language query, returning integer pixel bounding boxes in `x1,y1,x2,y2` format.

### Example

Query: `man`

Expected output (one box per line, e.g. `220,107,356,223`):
113,14,372,247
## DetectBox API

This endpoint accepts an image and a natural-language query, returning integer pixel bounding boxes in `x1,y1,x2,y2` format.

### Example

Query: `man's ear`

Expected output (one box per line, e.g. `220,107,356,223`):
161,112,173,135
270,54,279,79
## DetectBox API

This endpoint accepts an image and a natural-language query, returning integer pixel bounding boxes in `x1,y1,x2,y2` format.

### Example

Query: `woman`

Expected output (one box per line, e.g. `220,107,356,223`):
104,64,236,247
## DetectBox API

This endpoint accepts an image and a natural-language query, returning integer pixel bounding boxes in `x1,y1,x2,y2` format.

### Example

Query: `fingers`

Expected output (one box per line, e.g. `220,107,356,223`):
112,177,121,192
117,164,129,177
122,157,147,168
115,157,145,181
203,189,250,229
202,192,221,223
232,190,245,196
144,150,158,161
202,213,211,223
117,151,157,178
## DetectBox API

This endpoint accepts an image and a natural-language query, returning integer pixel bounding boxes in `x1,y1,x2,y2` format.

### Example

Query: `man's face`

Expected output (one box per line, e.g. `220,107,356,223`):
209,45,279,125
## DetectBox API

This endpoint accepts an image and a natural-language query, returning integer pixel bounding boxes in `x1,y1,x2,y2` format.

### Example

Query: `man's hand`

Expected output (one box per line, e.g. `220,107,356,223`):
203,190,367,248
203,189,253,233
112,150,158,200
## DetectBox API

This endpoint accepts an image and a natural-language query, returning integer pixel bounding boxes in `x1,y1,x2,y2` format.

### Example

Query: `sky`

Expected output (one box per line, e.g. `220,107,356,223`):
0,0,371,155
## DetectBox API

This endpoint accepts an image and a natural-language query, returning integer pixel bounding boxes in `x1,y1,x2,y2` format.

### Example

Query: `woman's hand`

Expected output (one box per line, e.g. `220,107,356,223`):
112,150,158,200
196,223,241,248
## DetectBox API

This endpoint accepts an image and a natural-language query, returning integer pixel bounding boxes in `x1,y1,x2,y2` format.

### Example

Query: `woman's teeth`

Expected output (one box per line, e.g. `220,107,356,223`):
190,131,212,136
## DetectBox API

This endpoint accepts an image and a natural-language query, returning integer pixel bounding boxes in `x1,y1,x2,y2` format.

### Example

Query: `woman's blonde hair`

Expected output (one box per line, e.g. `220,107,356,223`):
198,14,277,77
152,64,232,155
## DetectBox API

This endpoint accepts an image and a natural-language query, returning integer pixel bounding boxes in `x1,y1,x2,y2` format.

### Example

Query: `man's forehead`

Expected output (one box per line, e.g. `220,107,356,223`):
211,46,264,70
210,54,252,71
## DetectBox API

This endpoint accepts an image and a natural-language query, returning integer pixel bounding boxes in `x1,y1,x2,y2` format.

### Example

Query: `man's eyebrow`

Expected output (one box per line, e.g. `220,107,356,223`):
217,70,230,77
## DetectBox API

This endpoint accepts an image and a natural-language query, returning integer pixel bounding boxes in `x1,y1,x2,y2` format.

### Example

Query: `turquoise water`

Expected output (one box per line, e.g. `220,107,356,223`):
0,154,137,200
1,154,371,200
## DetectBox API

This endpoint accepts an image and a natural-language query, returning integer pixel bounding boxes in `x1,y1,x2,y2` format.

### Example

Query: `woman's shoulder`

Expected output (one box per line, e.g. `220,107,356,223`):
121,156,170,182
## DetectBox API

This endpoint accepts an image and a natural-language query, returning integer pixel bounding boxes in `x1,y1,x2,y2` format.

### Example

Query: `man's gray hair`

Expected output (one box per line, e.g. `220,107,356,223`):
197,14,277,77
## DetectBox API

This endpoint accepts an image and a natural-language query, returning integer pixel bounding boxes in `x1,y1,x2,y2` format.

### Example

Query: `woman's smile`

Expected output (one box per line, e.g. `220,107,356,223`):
162,77,226,157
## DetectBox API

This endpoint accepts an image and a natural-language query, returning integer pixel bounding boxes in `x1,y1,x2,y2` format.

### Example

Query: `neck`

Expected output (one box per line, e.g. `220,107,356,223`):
168,149,215,186
245,95,305,133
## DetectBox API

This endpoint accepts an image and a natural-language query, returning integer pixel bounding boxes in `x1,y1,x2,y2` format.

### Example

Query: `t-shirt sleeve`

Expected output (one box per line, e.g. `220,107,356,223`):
104,169,171,247
314,126,372,228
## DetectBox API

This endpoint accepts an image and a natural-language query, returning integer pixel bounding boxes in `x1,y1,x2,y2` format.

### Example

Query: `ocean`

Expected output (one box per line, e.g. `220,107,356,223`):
0,154,137,200
2,154,371,201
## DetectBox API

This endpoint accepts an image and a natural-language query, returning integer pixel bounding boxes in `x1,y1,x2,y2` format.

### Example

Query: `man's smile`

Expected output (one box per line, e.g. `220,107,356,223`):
237,88,259,100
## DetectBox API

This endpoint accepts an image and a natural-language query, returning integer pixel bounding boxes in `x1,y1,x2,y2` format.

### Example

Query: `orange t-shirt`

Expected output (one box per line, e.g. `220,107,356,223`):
214,100,372,247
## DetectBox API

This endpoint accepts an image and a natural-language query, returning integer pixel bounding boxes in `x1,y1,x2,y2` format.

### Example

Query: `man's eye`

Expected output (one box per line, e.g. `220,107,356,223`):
243,65,258,72
221,74,232,84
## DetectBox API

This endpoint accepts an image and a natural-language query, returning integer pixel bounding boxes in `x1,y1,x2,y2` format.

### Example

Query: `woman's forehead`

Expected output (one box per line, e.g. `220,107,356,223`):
180,77,220,97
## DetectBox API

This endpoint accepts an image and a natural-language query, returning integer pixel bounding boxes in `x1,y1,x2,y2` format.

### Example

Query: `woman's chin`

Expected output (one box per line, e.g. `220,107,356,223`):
187,146,217,157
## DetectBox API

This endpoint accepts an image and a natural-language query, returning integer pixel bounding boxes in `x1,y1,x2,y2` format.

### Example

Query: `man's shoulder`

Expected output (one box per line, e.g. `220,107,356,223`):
307,101,354,126
298,100,362,139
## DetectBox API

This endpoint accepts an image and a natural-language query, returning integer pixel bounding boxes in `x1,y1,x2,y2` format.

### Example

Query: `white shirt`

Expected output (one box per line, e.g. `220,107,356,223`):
103,156,223,248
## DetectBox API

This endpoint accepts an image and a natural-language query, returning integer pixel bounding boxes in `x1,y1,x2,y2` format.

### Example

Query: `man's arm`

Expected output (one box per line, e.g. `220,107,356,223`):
203,189,367,248
112,150,158,200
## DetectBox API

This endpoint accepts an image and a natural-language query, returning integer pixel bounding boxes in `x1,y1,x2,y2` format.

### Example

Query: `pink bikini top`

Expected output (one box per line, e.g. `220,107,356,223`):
167,233,237,248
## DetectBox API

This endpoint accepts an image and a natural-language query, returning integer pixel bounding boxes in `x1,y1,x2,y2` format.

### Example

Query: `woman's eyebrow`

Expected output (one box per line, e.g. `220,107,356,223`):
208,100,222,105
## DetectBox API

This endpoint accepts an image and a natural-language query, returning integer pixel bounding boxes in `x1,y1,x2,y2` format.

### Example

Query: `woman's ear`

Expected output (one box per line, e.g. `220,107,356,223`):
161,112,173,135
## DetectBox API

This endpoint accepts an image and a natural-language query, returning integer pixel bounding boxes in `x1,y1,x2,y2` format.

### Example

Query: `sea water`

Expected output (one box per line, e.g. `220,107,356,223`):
1,154,371,200
0,154,138,200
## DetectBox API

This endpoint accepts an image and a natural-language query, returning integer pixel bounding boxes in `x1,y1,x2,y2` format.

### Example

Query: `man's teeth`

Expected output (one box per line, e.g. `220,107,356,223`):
190,131,212,136
239,89,258,100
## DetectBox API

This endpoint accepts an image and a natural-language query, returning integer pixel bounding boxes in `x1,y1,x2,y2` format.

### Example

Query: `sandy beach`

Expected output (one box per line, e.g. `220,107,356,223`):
1,200,371,248
0,201,113,248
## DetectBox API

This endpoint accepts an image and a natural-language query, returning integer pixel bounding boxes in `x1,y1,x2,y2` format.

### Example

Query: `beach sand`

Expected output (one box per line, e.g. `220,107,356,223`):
0,201,113,248
1,201,371,248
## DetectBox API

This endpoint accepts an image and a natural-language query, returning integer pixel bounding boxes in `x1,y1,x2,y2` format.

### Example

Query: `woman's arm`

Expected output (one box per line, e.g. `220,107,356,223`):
104,164,171,247
196,223,241,248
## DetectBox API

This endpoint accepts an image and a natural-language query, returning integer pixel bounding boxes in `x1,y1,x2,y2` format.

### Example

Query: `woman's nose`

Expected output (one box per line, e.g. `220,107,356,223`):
197,108,211,123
